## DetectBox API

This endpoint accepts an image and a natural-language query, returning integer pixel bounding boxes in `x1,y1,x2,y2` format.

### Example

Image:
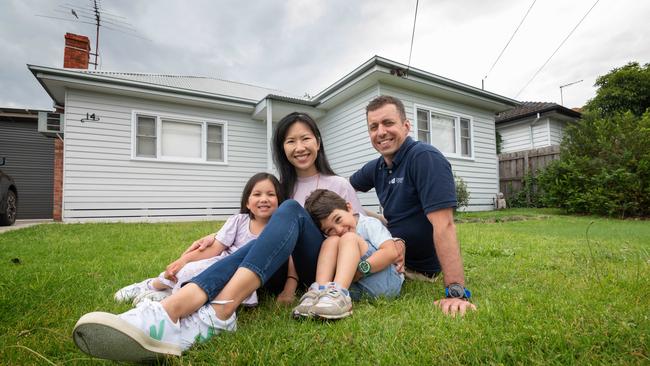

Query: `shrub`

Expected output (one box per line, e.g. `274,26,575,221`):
455,175,470,210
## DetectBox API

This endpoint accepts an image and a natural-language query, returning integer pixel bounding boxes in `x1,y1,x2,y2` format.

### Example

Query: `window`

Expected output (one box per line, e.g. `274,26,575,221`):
416,107,473,158
134,112,226,163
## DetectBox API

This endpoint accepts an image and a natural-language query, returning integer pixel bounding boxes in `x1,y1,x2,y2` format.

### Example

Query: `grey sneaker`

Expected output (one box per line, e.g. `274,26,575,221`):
132,288,173,306
292,283,321,319
310,283,352,320
114,278,155,303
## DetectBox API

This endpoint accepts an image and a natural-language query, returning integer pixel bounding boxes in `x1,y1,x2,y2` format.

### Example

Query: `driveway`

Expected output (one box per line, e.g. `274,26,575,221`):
0,219,52,234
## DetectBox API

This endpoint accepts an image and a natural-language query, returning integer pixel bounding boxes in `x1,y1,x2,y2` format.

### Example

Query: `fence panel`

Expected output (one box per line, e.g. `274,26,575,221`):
498,145,560,201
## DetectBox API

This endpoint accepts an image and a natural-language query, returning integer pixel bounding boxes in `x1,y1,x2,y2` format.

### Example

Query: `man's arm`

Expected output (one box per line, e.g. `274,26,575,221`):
427,208,476,316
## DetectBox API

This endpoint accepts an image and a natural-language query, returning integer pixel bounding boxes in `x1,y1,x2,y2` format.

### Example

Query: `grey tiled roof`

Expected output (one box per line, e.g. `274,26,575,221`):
75,70,300,102
496,101,581,123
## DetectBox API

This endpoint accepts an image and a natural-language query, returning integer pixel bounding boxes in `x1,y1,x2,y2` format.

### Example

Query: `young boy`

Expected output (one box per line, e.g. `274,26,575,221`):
294,189,404,319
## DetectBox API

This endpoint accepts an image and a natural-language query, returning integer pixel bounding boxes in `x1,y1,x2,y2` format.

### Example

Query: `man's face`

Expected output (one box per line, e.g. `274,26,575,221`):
366,103,411,164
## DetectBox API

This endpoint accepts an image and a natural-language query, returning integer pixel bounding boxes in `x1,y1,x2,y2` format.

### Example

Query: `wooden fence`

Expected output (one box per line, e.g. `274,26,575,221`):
498,145,560,201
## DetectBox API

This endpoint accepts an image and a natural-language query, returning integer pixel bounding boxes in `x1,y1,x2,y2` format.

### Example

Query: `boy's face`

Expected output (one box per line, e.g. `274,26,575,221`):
319,202,357,237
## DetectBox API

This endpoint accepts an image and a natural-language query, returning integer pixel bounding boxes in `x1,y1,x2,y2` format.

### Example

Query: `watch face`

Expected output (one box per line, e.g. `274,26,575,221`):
358,260,371,274
448,284,465,298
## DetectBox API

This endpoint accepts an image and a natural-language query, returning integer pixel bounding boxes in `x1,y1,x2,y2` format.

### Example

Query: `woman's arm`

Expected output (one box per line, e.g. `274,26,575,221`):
166,242,227,281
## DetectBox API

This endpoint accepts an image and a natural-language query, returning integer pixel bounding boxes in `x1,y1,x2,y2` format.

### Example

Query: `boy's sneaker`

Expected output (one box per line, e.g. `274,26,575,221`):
292,283,322,319
179,303,237,349
310,283,352,320
73,300,182,362
114,278,155,302
132,289,173,306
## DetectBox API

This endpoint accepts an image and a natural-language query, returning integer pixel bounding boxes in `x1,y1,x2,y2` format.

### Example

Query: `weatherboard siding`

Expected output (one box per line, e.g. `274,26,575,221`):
548,118,565,146
62,89,266,222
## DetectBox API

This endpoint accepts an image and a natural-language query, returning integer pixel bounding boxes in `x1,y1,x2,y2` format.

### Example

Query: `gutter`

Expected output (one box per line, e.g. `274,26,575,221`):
529,113,541,148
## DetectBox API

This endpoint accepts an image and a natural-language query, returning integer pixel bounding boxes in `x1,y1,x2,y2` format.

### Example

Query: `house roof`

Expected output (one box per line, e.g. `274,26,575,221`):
496,101,581,123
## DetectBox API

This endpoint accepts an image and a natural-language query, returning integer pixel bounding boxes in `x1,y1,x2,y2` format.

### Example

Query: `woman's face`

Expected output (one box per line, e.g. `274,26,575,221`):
283,121,320,177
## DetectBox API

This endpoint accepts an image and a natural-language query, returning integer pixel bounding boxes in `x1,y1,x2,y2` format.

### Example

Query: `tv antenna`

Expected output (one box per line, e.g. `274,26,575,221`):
559,79,583,106
37,1,146,69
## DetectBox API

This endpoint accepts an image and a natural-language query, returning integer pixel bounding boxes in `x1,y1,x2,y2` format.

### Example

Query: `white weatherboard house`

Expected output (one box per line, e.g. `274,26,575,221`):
30,56,518,222
495,101,581,153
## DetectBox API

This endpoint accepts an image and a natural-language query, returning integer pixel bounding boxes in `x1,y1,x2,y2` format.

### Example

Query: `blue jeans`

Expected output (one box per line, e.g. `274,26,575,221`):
190,200,324,301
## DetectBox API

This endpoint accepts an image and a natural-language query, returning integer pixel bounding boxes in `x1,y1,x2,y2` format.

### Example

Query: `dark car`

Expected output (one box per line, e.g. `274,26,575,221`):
0,157,18,226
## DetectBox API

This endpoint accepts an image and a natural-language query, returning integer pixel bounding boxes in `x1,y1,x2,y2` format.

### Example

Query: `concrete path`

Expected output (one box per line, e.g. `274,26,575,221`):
0,219,53,234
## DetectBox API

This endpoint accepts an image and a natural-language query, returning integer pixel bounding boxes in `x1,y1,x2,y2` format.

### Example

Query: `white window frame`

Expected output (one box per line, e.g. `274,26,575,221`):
131,110,228,165
413,104,475,160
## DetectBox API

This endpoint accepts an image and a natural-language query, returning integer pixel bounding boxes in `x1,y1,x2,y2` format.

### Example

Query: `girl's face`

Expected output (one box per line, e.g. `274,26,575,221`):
283,121,320,177
246,179,279,220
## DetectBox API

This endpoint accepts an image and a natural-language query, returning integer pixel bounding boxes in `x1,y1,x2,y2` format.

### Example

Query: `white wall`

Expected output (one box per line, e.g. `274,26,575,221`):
62,89,267,222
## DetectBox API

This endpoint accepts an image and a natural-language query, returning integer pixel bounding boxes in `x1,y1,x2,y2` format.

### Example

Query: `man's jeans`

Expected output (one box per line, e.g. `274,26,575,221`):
190,200,324,301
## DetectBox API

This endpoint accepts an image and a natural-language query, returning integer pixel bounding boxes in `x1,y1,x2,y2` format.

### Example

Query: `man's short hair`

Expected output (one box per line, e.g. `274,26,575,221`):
366,95,407,122
304,189,347,230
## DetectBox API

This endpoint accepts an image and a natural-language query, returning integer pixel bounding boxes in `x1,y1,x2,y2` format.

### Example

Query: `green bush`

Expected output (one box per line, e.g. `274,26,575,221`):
538,111,650,217
455,175,470,210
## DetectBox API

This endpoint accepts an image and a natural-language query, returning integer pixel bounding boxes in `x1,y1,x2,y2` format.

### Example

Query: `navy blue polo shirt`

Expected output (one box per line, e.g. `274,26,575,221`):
350,137,456,275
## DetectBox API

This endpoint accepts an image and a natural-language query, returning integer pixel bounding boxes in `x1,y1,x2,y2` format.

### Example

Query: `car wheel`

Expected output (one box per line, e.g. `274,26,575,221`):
0,190,17,226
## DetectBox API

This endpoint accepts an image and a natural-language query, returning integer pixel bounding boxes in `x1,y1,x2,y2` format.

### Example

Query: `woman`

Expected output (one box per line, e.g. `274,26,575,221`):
72,112,392,363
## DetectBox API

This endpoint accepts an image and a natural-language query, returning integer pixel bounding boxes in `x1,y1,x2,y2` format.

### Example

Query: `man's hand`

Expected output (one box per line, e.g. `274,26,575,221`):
183,233,216,255
433,298,477,317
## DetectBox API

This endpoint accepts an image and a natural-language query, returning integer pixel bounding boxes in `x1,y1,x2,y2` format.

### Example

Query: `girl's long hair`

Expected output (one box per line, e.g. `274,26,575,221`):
272,112,335,199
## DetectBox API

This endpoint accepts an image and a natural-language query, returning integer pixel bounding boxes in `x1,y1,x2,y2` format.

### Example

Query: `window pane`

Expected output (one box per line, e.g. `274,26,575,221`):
207,124,223,142
136,116,156,157
418,130,430,144
137,137,156,157
207,142,223,161
430,113,456,154
417,109,429,131
137,116,156,136
161,120,201,158
460,118,471,156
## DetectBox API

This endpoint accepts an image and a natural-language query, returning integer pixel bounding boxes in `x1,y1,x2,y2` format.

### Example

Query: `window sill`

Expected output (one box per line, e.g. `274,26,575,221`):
130,157,228,166
444,154,475,162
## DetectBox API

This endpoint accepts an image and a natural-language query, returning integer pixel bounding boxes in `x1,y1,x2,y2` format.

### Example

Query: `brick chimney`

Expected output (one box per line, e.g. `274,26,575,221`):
63,33,90,69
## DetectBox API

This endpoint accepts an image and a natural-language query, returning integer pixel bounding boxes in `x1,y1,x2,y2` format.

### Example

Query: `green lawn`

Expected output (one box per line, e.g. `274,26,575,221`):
1,210,648,365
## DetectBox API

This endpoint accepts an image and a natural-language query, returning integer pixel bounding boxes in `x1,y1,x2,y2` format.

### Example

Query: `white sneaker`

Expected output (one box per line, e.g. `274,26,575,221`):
132,288,173,306
114,278,155,302
178,303,237,349
73,300,182,362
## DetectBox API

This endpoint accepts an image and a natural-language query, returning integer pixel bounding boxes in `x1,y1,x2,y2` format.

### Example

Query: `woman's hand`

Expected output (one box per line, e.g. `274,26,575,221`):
164,258,188,282
183,234,216,255
276,291,296,305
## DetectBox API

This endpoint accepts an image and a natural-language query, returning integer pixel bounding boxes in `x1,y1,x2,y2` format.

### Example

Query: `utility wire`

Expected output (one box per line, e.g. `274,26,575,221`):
406,0,419,74
483,0,537,82
515,0,600,98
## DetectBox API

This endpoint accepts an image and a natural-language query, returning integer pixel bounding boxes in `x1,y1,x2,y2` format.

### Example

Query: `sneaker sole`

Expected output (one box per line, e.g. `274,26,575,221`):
72,312,182,362
311,309,353,320
291,309,312,319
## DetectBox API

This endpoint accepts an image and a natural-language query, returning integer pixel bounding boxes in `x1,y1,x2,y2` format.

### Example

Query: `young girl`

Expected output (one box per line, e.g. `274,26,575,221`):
113,172,296,307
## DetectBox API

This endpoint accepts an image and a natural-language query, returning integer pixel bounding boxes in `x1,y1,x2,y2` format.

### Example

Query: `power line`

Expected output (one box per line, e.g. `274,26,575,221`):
483,0,537,88
515,0,601,98
406,0,419,75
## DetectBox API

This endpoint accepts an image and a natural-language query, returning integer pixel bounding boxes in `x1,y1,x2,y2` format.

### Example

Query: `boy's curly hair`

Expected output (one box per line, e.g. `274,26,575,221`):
303,189,347,230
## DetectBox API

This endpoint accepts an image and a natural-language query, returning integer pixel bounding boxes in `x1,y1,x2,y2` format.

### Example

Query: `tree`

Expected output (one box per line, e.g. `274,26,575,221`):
537,62,650,217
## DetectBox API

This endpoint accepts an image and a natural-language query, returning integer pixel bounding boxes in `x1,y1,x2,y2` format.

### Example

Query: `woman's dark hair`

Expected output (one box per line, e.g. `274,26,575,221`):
240,172,284,219
272,112,336,199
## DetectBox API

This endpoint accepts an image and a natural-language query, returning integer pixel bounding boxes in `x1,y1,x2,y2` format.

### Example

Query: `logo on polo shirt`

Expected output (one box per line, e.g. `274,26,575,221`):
389,177,404,185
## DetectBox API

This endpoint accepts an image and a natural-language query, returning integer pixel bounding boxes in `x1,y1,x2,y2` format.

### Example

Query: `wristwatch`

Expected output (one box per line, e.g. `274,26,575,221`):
358,260,371,277
445,283,471,300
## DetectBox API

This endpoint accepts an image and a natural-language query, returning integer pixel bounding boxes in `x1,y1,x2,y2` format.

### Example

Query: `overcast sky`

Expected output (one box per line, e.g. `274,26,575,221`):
2,0,649,110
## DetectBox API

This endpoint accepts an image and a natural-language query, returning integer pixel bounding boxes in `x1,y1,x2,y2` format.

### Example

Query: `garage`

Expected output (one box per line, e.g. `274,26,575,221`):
0,108,54,219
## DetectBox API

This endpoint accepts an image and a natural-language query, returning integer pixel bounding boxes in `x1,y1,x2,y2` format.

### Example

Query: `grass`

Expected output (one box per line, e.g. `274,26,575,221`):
0,209,648,365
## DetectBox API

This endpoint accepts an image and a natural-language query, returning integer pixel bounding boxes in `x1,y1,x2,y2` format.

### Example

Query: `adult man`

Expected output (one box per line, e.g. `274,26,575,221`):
350,95,476,316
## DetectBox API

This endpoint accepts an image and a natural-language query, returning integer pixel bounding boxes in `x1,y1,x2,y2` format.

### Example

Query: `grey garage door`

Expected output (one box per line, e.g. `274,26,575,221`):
0,120,54,219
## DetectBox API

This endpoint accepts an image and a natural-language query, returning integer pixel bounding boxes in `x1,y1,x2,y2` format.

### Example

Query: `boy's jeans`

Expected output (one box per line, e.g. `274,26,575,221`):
190,200,324,301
